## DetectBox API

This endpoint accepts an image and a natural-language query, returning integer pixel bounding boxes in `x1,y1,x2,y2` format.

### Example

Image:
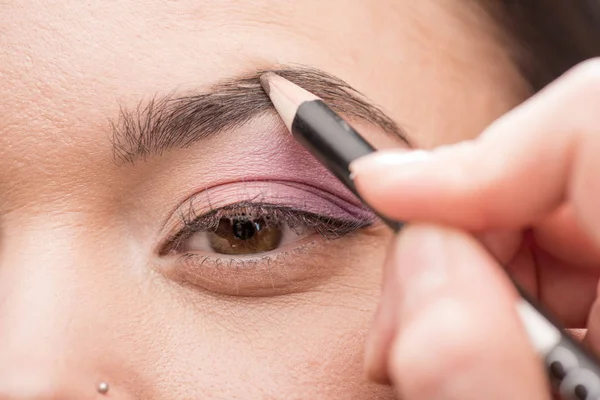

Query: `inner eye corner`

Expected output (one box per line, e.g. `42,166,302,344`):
156,234,183,257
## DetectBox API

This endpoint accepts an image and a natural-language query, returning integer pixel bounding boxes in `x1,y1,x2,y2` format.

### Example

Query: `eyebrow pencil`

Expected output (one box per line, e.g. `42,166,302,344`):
260,72,600,400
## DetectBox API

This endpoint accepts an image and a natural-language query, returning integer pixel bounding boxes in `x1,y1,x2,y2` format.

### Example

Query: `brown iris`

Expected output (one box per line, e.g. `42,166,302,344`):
208,217,283,255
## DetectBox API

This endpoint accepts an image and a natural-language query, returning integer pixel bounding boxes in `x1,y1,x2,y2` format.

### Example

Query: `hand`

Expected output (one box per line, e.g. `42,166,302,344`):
350,59,600,399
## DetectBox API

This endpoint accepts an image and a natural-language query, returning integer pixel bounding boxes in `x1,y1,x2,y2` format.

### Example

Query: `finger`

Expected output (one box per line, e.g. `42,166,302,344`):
364,237,402,385
585,295,600,355
366,224,549,399
478,230,598,328
475,229,523,265
534,248,599,327
534,204,600,268
502,234,539,297
350,59,600,245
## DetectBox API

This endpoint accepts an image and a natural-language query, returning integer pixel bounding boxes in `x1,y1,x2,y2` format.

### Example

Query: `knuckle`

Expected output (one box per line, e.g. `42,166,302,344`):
441,145,495,230
539,58,600,146
388,299,488,397
564,58,600,102
453,170,503,230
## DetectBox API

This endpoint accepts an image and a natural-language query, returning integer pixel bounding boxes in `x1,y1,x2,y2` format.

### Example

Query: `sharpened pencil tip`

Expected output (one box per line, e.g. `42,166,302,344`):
258,72,322,132
259,72,275,96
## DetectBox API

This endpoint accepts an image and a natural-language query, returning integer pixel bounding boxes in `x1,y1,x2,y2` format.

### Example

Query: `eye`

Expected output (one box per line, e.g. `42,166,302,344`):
180,215,312,255
155,181,381,296
163,202,350,257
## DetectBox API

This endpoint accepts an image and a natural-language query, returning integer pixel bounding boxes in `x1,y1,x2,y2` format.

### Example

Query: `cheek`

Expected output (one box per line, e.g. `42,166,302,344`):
141,232,392,398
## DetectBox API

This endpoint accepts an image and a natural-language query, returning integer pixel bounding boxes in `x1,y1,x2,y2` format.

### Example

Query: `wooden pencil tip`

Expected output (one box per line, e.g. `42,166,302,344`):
259,72,321,132
259,72,275,95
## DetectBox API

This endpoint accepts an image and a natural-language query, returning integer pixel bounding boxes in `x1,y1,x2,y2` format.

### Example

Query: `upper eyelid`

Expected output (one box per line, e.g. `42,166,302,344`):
160,180,376,231
156,180,377,253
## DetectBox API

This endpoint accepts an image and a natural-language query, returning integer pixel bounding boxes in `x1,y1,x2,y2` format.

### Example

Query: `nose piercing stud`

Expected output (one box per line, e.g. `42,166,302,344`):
97,382,109,395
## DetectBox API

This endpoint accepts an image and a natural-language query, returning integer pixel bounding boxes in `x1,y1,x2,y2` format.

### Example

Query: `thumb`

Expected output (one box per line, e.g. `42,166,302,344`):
366,224,548,399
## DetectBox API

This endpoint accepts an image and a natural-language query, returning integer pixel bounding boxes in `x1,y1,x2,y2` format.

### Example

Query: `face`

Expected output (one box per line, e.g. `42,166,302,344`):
0,1,528,399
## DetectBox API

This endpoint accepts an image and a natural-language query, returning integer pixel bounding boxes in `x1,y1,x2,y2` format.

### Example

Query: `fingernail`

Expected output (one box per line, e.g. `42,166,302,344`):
349,149,432,176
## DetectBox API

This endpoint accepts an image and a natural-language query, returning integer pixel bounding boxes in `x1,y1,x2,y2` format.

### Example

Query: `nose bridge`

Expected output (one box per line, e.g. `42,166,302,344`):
0,225,87,355
0,222,116,399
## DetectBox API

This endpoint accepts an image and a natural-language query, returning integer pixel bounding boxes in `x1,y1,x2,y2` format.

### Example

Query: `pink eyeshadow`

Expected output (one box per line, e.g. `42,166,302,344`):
186,180,376,223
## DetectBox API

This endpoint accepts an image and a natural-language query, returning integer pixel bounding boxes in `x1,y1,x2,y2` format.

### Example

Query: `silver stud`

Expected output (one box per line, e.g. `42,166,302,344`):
97,382,109,395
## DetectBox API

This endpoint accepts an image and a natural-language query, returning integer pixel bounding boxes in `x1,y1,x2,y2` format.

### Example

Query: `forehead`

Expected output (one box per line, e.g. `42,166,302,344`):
0,1,471,94
1,1,421,89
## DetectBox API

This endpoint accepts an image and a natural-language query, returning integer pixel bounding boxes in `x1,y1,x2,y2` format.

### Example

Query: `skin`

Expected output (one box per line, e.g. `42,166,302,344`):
0,1,529,399
352,60,600,399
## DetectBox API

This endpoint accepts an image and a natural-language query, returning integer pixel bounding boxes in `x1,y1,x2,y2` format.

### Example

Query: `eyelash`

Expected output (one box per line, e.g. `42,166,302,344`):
160,201,372,256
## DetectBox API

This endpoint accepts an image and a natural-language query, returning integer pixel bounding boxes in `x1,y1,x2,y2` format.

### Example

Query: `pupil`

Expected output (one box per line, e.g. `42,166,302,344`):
232,219,260,240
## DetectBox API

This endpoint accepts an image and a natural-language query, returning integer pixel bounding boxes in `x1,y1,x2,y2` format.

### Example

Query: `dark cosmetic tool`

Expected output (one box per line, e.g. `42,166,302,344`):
261,71,600,400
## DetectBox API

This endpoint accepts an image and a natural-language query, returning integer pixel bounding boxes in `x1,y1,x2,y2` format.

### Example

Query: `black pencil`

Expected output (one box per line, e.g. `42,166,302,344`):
260,71,600,400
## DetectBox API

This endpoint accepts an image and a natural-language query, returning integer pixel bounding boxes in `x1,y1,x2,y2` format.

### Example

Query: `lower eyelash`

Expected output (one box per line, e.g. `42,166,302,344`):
165,239,331,296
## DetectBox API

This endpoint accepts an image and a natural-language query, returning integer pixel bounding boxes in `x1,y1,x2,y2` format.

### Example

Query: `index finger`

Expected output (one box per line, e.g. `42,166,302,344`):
350,59,600,245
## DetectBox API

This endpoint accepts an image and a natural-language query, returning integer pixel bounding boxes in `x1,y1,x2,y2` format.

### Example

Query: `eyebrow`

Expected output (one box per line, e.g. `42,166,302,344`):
111,66,410,164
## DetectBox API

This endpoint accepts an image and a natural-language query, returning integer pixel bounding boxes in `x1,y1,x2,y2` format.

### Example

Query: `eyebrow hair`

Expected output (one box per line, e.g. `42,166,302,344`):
111,66,409,164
